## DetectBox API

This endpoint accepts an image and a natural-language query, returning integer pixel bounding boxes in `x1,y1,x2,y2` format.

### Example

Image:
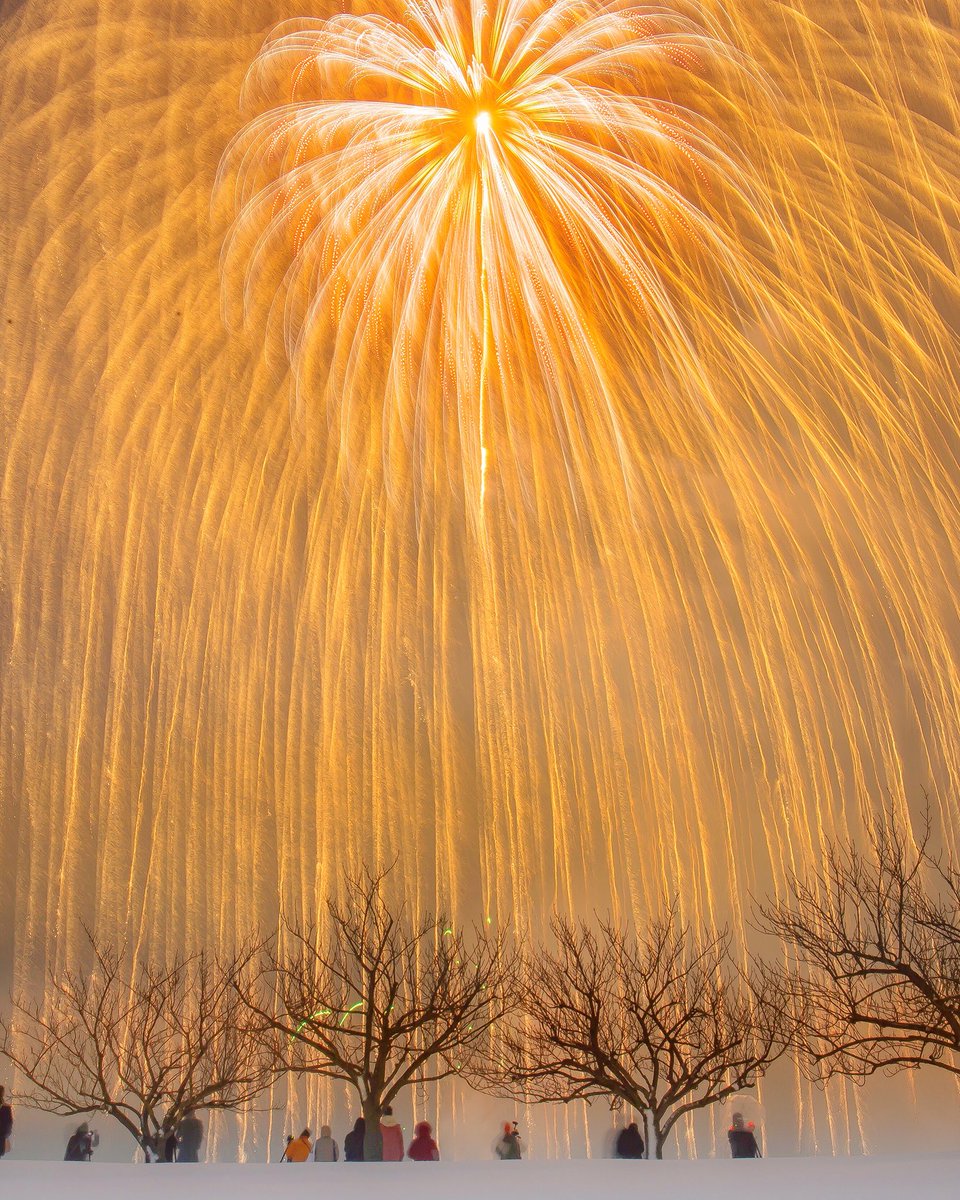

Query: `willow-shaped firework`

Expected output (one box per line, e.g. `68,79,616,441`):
5,0,960,1153
220,0,771,518
213,0,960,940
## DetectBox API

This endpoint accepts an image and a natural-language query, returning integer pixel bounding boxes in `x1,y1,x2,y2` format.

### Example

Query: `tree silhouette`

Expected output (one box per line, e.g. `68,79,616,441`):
496,912,787,1158
239,869,516,1161
758,811,960,1081
0,931,280,1159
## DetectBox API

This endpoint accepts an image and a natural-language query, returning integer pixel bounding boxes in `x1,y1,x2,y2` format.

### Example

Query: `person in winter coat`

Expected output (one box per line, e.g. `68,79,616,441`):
163,1128,178,1162
64,1123,99,1161
177,1112,204,1162
615,1122,645,1159
283,1128,312,1162
380,1106,404,1162
344,1117,366,1162
0,1086,13,1158
495,1121,522,1160
314,1124,339,1162
727,1112,761,1159
407,1121,440,1162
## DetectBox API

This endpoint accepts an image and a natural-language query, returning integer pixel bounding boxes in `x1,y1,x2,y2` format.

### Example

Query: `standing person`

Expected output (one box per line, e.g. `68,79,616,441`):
0,1086,12,1159
615,1121,645,1159
727,1112,762,1159
177,1112,204,1162
495,1121,522,1160
343,1117,366,1162
380,1106,404,1162
163,1126,178,1162
407,1120,440,1162
313,1123,339,1162
64,1123,99,1161
284,1128,312,1162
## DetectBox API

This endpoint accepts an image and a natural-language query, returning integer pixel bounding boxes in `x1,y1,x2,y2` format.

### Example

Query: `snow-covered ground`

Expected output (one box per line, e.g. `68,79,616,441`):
1,1155,957,1199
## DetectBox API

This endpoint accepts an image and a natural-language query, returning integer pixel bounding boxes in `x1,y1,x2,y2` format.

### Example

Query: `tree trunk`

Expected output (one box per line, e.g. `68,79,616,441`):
641,1110,655,1160
362,1095,384,1162
138,1113,152,1163
653,1120,666,1160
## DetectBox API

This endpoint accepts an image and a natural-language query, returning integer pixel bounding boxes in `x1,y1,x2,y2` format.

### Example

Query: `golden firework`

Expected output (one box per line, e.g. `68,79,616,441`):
220,0,772,524
2,0,960,1156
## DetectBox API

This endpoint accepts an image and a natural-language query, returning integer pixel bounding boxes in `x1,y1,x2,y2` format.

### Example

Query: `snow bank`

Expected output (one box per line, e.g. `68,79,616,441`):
1,1155,957,1200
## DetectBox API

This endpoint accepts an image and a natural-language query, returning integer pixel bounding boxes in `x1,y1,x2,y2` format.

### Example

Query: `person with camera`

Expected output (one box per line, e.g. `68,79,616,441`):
727,1112,762,1159
495,1120,523,1160
64,1123,99,1161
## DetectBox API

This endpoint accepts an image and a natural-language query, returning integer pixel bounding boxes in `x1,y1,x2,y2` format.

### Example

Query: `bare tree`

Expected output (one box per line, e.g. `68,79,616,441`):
757,812,960,1081
495,913,788,1158
240,870,515,1161
0,931,280,1159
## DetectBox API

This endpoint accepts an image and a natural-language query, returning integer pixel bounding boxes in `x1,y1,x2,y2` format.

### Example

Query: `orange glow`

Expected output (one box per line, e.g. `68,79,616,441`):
3,0,960,1155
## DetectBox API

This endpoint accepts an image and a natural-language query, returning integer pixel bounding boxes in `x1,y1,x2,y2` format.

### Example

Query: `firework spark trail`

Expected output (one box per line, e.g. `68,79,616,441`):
221,2,770,515
2,0,960,1155
217,0,786,938
217,0,960,926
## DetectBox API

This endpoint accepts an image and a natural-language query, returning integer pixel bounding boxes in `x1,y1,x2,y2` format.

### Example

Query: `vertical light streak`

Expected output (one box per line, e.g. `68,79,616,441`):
2,0,960,1158
477,109,492,518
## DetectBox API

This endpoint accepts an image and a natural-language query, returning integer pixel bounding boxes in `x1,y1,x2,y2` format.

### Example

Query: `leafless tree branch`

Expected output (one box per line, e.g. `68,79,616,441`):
756,806,960,1082
0,931,282,1158
488,911,788,1158
235,868,517,1160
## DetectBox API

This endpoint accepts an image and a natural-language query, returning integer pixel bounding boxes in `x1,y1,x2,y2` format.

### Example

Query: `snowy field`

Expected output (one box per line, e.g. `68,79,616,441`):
1,1155,958,1199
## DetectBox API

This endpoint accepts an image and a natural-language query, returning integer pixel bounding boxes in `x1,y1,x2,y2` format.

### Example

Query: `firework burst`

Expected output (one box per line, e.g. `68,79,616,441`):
5,0,960,1153
220,0,771,517
212,0,960,947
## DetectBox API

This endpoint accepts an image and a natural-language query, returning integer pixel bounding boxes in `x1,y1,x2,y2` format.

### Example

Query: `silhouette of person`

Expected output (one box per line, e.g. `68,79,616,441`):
615,1121,645,1159
344,1117,366,1162
380,1105,404,1161
0,1086,13,1158
177,1112,204,1162
408,1120,440,1161
64,1123,99,1161
728,1112,761,1158
314,1123,339,1161
284,1128,312,1162
495,1121,522,1160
